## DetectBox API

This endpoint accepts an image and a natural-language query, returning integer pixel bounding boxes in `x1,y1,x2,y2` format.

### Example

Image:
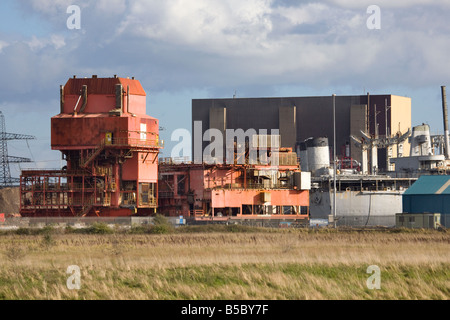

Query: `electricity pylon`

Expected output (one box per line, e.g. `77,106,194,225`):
0,111,36,187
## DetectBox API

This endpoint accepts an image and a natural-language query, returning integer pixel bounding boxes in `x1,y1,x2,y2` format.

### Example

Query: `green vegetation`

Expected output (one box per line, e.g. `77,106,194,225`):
1,223,446,236
0,229,448,300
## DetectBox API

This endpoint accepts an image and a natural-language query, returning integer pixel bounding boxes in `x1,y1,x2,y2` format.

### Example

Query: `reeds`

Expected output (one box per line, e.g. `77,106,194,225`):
0,229,448,300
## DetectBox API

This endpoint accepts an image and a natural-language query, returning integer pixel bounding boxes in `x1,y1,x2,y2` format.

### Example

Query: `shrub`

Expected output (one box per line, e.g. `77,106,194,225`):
149,214,174,234
84,222,114,234
40,224,56,235
128,224,151,234
64,225,76,234
15,227,36,235
153,214,171,226
149,224,173,234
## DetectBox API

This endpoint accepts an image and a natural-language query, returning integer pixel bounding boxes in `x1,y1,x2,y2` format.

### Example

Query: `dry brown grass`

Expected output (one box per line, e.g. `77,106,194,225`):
0,229,448,300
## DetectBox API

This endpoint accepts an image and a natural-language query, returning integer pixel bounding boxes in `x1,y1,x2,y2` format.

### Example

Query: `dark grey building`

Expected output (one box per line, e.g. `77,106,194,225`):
192,94,411,172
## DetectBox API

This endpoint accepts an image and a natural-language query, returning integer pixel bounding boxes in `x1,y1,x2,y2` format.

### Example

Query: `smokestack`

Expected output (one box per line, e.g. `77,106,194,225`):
366,92,370,132
441,86,450,159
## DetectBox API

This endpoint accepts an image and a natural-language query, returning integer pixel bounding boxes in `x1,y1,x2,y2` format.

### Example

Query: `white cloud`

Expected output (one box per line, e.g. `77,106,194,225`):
3,0,450,163
27,35,46,51
0,40,10,53
95,0,126,15
7,0,450,92
26,34,65,51
325,0,450,9
274,3,329,25
50,34,65,49
26,0,82,15
117,0,274,55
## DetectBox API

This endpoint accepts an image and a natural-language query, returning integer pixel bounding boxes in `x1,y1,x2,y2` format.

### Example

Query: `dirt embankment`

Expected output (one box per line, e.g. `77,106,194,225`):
0,187,19,214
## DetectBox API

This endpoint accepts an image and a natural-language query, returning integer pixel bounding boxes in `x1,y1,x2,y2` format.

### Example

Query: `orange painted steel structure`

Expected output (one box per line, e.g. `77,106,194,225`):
158,151,310,222
20,76,162,217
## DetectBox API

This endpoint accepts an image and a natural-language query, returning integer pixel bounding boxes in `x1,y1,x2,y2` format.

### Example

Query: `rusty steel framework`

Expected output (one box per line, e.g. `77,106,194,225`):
20,76,162,217
158,143,311,223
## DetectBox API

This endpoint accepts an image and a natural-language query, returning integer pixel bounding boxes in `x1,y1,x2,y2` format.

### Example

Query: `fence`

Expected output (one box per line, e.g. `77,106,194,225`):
336,215,396,227
0,215,398,229
0,216,155,228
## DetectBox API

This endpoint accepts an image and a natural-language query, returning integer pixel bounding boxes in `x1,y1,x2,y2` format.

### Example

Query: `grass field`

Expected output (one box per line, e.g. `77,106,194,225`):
0,225,448,300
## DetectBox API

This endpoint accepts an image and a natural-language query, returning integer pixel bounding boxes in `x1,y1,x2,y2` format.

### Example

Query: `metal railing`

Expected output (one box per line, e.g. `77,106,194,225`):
208,182,294,190
159,157,191,164
79,137,163,168
189,210,204,216
158,191,175,198
109,137,163,149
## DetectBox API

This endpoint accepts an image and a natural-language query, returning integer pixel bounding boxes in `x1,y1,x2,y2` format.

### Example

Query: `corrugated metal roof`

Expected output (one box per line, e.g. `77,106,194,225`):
64,77,146,96
404,175,450,195
118,78,146,96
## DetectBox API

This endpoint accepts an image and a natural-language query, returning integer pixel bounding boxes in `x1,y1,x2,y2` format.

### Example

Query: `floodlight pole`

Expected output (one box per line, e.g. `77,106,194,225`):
333,94,337,228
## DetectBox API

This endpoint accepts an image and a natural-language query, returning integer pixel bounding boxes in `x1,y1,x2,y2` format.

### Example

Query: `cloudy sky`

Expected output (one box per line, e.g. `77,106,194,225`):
0,0,449,177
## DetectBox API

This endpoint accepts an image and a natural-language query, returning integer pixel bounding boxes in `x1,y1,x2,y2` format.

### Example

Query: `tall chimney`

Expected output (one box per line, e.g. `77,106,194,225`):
441,86,450,159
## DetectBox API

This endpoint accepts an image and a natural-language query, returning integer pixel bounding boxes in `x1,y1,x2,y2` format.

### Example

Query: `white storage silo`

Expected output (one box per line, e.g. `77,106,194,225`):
307,137,330,176
410,124,432,156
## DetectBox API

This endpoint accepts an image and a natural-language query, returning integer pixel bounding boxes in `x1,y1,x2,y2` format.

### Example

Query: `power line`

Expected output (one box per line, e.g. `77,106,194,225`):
0,111,36,187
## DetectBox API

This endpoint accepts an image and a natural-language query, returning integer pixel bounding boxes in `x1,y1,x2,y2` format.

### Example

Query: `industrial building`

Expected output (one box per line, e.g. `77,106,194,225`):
402,175,450,228
20,76,162,217
19,76,311,223
158,143,311,222
392,87,450,176
192,94,411,173
395,212,441,229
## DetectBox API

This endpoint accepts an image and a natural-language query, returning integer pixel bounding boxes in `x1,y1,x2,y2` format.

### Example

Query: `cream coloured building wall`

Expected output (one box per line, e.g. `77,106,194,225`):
390,95,412,159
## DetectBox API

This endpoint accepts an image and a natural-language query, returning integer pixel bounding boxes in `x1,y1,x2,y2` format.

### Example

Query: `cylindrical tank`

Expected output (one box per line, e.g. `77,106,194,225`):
307,137,330,176
410,124,432,156
299,141,309,172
